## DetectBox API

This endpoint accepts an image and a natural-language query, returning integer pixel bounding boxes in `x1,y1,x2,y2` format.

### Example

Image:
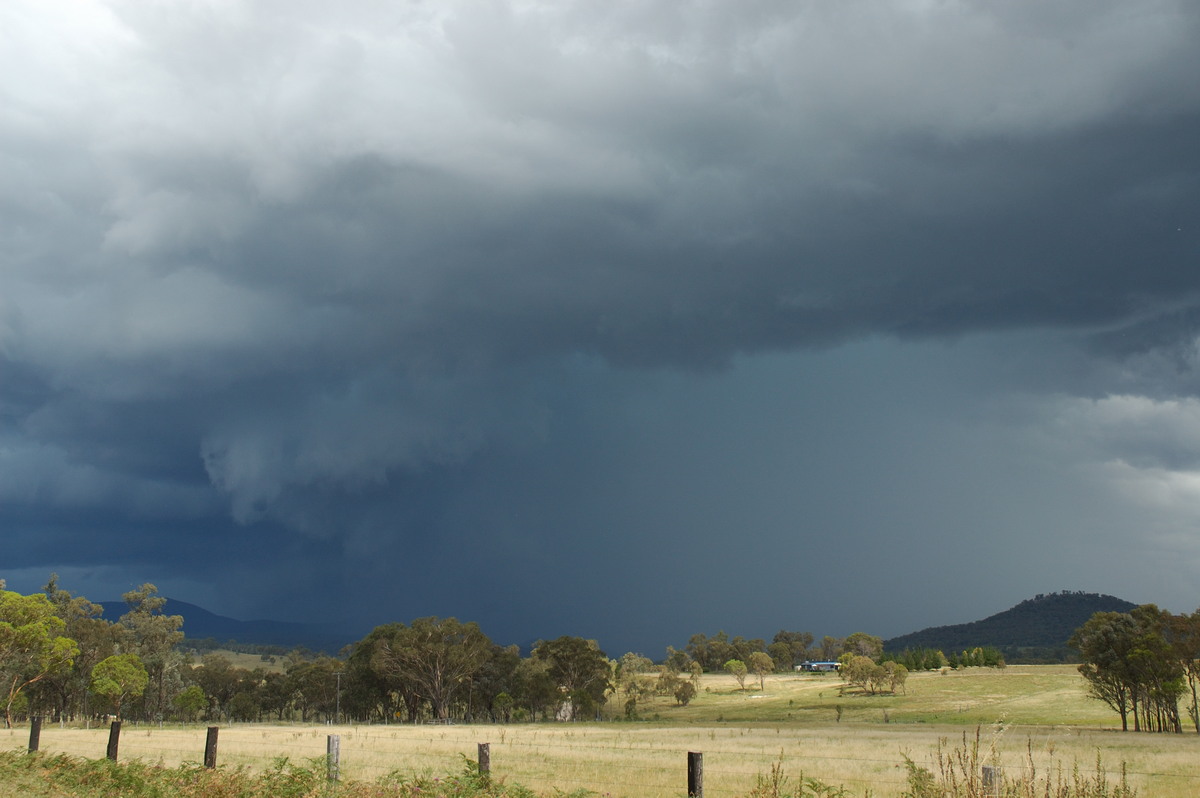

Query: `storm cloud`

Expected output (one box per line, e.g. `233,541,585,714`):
3,0,1200,652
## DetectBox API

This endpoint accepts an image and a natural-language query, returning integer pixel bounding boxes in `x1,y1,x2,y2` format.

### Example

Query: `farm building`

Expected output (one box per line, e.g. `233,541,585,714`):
797,660,840,672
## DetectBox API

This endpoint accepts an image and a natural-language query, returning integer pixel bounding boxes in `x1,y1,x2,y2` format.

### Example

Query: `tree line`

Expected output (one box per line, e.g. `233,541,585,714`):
1,576,1002,727
1071,604,1200,733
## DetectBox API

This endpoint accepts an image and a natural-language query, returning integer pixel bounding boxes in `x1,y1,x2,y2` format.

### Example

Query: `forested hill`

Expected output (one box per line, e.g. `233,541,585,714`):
99,598,355,654
884,592,1137,663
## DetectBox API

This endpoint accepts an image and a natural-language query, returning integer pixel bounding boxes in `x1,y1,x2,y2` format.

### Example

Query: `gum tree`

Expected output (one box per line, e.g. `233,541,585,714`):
0,589,79,727
90,653,149,720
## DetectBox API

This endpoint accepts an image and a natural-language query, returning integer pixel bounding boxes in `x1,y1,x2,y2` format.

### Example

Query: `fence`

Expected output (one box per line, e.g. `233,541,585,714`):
11,719,1200,797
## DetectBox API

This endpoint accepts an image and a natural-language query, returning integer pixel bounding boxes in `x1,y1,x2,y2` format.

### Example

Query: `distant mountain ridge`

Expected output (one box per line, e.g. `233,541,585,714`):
885,591,1137,663
98,598,356,654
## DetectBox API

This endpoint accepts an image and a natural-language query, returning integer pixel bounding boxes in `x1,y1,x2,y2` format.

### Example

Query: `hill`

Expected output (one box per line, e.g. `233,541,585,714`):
884,591,1137,663
98,598,358,654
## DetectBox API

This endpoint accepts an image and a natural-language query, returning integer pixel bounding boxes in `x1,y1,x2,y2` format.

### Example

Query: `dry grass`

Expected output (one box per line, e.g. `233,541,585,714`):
5,668,1199,797
8,721,1199,797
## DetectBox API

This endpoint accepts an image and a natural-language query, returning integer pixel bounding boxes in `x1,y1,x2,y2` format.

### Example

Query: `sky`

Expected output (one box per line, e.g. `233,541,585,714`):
3,0,1200,657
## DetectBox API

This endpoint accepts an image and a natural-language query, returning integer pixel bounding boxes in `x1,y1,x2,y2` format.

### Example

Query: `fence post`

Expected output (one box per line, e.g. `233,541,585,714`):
688,751,703,797
204,726,219,768
28,716,42,752
478,742,490,779
327,734,340,783
106,720,122,761
982,765,999,797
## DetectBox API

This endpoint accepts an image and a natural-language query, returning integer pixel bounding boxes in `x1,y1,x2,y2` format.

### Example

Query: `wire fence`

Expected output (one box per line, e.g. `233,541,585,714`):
8,720,1200,797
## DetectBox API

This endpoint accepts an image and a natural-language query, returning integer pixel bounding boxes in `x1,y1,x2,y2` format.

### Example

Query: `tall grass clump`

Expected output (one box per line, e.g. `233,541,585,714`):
901,729,1136,798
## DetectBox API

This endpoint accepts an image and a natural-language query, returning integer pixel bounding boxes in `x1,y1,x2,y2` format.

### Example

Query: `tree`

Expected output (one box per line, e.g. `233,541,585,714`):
287,657,341,722
371,617,493,721
1127,604,1184,733
471,644,521,723
843,632,884,660
772,630,815,671
173,685,207,722
1070,607,1185,732
119,584,184,721
34,575,120,723
884,661,909,694
90,654,148,720
748,652,774,691
0,589,80,727
193,653,239,720
257,672,293,722
840,654,880,694
227,690,261,722
532,636,610,720
512,656,557,721
655,665,681,698
724,659,748,691
345,624,410,723
730,636,767,664
767,642,795,672
674,681,697,706
617,652,654,698
1168,609,1200,733
1071,612,1138,731
818,636,844,661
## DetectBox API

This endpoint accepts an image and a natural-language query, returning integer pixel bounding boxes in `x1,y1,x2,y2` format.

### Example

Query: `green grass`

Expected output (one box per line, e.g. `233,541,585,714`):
637,665,1115,727
187,650,288,673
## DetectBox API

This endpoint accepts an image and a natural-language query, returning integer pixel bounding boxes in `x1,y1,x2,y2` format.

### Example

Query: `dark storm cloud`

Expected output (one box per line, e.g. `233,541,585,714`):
4,0,1200,647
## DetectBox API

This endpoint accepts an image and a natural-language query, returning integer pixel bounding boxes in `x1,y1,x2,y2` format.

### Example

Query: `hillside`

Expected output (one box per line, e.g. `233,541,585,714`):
98,598,358,654
884,591,1137,663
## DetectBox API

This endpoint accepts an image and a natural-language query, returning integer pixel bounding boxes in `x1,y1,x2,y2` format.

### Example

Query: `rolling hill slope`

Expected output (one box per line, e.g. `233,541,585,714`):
884,591,1137,663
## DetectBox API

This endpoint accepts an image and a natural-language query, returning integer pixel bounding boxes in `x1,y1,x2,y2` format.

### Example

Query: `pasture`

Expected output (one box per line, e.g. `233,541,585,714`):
6,666,1199,797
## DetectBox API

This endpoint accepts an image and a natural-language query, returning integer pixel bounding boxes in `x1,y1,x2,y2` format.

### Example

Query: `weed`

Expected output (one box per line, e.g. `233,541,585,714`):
745,752,856,798
900,729,1136,798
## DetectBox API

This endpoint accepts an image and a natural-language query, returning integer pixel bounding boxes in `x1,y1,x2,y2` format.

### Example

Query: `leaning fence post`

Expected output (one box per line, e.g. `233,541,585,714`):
106,720,122,761
28,716,42,752
688,751,703,797
327,734,341,783
204,726,219,768
478,742,490,779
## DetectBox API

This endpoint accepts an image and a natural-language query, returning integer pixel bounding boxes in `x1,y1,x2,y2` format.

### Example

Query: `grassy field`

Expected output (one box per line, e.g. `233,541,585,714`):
4,667,1198,797
186,649,288,672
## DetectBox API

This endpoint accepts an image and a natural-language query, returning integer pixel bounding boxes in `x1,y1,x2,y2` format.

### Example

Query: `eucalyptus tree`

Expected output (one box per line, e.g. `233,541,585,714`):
748,651,775,691
90,653,148,720
532,636,610,720
35,575,120,721
0,588,79,727
370,617,493,721
1071,606,1184,732
724,658,748,691
119,584,184,721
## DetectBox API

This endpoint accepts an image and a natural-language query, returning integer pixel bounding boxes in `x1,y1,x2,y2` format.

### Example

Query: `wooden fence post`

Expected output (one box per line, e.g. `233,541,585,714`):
204,726,219,768
478,742,490,779
327,734,341,783
688,751,703,797
982,765,1000,797
106,720,121,761
28,716,41,752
